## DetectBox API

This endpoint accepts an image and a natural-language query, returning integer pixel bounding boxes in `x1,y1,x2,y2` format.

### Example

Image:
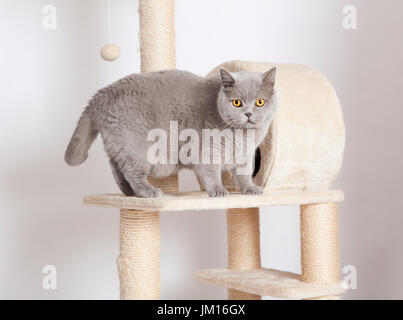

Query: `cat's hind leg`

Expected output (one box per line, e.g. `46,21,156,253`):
104,131,162,197
118,158,163,198
127,171,163,198
109,159,134,196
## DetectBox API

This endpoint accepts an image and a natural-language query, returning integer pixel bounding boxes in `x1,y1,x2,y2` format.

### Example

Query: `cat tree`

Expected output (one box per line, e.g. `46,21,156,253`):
84,0,346,300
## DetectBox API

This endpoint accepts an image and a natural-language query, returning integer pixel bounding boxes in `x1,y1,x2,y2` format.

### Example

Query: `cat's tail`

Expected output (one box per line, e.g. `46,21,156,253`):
64,111,98,166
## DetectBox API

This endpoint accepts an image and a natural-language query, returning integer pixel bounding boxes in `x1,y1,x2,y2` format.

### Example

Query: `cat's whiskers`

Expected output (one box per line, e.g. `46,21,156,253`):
223,119,237,130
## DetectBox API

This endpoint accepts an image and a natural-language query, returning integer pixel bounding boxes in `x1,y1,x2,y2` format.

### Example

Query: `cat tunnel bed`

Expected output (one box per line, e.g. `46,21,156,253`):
84,0,345,299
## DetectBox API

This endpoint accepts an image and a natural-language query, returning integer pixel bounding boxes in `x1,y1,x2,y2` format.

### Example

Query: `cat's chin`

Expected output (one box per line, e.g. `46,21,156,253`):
243,123,258,129
225,122,258,129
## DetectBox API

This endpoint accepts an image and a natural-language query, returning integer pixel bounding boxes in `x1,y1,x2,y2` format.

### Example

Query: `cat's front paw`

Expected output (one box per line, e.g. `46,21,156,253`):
207,186,229,197
241,185,263,195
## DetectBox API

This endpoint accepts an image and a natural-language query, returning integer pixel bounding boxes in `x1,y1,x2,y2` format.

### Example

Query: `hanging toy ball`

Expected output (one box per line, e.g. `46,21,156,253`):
101,0,119,62
101,43,120,62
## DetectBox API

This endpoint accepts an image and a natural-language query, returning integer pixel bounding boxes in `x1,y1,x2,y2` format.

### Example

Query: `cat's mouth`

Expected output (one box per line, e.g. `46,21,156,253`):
247,119,255,124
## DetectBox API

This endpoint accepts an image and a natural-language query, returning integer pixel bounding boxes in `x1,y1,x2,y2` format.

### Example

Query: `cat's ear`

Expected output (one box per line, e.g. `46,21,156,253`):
262,67,277,88
220,69,235,88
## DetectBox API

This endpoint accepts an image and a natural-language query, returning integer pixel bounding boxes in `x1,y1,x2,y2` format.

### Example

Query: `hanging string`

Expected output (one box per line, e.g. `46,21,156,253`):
107,0,112,43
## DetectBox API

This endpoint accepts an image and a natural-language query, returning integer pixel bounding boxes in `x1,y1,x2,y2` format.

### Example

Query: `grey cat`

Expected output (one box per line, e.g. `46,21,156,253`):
65,68,278,197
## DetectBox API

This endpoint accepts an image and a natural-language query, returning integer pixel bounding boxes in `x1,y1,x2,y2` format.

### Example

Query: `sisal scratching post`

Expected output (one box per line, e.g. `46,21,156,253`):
300,203,340,300
148,174,178,194
118,210,160,299
117,0,176,300
140,0,177,193
139,0,176,72
227,207,262,300
118,174,178,300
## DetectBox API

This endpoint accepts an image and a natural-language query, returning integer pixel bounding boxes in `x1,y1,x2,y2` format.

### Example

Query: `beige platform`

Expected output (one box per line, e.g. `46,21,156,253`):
195,268,345,300
83,189,344,212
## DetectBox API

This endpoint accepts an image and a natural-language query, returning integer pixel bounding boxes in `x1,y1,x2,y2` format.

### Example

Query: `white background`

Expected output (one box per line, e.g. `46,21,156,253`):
0,0,402,299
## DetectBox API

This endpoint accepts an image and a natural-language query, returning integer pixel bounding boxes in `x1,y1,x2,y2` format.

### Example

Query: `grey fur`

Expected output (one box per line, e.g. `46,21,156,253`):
65,69,278,197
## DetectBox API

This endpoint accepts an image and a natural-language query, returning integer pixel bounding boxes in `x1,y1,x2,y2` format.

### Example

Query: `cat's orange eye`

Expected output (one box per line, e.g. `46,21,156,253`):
256,99,265,107
232,99,242,108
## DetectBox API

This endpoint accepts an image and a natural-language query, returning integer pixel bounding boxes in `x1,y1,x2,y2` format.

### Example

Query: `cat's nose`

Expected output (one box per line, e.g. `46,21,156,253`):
245,112,252,119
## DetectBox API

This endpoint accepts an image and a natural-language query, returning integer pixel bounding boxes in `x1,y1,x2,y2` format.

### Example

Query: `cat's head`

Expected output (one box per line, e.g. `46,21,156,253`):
217,68,278,129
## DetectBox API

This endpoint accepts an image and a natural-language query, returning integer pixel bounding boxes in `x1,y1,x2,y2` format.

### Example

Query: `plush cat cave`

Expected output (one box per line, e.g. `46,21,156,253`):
84,0,345,300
